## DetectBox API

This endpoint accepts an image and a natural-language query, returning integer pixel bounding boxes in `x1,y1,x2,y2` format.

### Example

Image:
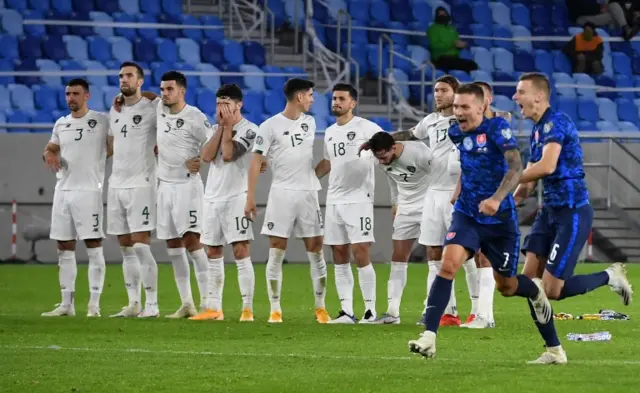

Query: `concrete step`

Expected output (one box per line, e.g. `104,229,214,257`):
593,209,620,220
611,238,640,249
598,228,639,238
593,219,628,229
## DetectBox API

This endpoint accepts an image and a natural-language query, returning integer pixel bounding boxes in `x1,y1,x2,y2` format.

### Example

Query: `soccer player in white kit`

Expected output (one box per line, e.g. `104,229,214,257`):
367,132,434,324
106,62,161,318
156,71,211,318
245,78,330,324
315,83,382,324
42,78,110,317
190,84,257,322
385,76,479,326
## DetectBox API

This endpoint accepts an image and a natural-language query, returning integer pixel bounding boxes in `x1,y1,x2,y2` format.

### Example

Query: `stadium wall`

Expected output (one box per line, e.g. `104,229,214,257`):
0,134,604,263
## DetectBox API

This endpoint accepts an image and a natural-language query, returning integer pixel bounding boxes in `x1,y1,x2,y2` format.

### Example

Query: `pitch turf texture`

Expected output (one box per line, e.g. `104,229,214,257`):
0,263,637,393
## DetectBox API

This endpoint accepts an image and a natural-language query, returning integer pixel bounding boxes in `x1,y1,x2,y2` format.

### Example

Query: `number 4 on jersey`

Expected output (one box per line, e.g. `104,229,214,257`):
121,125,127,137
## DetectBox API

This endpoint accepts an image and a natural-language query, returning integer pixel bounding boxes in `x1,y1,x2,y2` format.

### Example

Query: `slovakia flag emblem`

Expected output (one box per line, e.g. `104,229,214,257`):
476,134,486,147
534,130,539,143
446,232,456,240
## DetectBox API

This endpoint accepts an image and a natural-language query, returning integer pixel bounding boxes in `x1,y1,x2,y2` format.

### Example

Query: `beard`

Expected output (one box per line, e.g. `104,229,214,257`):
120,86,137,97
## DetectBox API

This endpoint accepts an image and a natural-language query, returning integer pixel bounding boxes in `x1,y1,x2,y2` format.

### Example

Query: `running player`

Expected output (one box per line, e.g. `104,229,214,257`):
315,83,382,324
190,84,257,322
156,71,211,318
367,132,433,324
408,83,554,362
245,78,330,324
512,72,632,364
42,78,110,317
107,62,161,318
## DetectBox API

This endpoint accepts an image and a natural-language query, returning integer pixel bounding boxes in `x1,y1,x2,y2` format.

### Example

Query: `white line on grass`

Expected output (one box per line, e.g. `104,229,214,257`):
2,345,640,366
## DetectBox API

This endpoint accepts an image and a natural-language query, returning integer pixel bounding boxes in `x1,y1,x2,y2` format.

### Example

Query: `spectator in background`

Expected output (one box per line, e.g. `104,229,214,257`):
563,23,604,74
568,0,639,40
427,7,478,73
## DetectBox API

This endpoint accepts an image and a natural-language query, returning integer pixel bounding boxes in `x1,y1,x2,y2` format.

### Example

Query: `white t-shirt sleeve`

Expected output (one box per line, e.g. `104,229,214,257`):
49,119,61,145
447,147,461,176
192,113,210,145
253,122,272,156
233,123,257,151
411,116,429,140
366,120,384,139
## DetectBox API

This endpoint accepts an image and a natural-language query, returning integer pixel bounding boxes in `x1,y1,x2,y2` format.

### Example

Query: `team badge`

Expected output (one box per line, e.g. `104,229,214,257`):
501,128,513,139
407,166,416,173
133,115,142,125
301,123,308,132
246,130,256,139
204,120,211,128
446,232,456,240
256,136,263,145
534,130,539,143
449,118,457,126
176,119,184,128
543,121,553,134
267,222,274,230
463,136,473,151
476,134,487,147
87,119,97,128
347,131,356,141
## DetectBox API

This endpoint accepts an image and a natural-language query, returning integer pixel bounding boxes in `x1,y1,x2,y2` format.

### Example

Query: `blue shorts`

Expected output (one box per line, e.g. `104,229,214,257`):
443,211,521,277
522,203,593,280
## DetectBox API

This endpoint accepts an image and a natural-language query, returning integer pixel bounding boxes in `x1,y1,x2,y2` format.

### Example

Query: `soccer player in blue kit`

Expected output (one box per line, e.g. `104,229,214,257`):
512,72,633,364
408,83,555,361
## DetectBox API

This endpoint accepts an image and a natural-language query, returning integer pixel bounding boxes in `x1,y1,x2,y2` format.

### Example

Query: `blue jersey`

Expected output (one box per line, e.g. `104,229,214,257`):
449,117,519,224
529,109,589,208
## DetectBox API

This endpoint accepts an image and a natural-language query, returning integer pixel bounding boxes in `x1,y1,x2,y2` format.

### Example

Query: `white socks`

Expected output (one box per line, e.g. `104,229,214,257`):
307,251,327,309
387,261,407,317
167,247,194,305
266,248,285,312
189,248,210,308
236,257,254,311
463,258,479,315
208,257,224,311
133,243,158,306
477,267,496,321
58,250,77,306
357,263,377,314
121,246,141,306
87,247,106,308
334,263,354,316
426,260,457,315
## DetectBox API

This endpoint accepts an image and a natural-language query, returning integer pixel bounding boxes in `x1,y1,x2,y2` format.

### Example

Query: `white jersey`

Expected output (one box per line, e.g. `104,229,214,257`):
381,141,433,209
324,116,382,205
108,97,158,188
49,110,109,191
412,112,458,191
253,113,321,191
156,101,210,183
204,117,258,201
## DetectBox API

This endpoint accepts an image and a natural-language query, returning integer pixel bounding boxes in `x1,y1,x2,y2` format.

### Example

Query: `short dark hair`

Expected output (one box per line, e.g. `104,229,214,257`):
67,78,90,92
456,83,485,101
332,83,358,100
434,75,460,92
519,72,551,97
161,70,187,89
216,84,243,102
472,81,492,94
368,131,395,152
120,61,144,79
283,78,315,101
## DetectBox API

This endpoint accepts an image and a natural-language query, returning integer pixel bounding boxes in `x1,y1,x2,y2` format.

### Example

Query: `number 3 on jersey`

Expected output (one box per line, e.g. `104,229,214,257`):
290,133,303,147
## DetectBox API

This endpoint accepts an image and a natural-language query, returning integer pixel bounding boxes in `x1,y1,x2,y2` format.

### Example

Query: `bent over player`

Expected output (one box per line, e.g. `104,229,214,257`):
42,78,110,317
408,83,555,362
190,84,257,322
245,78,329,324
512,72,632,364
368,132,433,324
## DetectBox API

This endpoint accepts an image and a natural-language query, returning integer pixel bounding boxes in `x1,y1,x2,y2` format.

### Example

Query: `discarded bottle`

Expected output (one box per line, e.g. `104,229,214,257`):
566,332,612,342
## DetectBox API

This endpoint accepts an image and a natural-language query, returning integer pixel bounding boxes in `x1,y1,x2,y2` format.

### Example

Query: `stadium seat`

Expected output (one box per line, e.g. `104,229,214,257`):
596,120,618,132
264,89,286,116
0,9,24,36
596,98,618,123
240,64,266,93
243,41,266,68
612,52,632,75
573,73,596,99
493,26,514,51
59,59,85,84
470,70,492,82
0,59,14,85
578,98,599,123
370,116,393,131
195,62,221,92
617,98,638,124
222,39,244,67
140,0,162,16
0,85,12,113
471,1,492,25
556,96,578,124
552,72,575,97
9,84,35,111
510,26,533,52
22,9,46,37
63,35,89,61
156,37,178,63
82,60,108,88
491,48,514,73
472,47,493,71
615,75,634,101
369,0,390,24
493,95,515,113
136,14,159,40
263,65,286,91
3,34,20,61
6,109,33,133
90,11,114,38
511,3,530,29
162,0,182,18
118,0,139,14
181,15,203,43
489,2,510,26
618,121,640,132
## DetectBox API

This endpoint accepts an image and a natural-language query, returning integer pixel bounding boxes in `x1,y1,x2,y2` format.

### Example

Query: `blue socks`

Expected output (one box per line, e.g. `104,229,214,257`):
557,271,610,300
423,275,453,333
514,274,540,298
527,299,561,347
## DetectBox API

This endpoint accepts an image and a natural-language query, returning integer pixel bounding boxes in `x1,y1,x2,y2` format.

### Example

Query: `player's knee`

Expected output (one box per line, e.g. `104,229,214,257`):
206,245,224,259
303,236,323,253
495,277,517,297
352,243,370,266
118,234,133,247
84,238,102,248
166,238,183,249
331,245,350,264
182,232,201,252
231,242,250,259
57,240,75,251
543,278,563,300
426,246,442,261
269,236,287,250
130,231,150,245
438,259,458,279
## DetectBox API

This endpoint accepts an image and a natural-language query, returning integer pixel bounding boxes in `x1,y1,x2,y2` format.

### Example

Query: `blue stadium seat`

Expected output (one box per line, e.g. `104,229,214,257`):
263,65,286,90
492,26,514,51
578,121,596,132
596,98,617,123
118,0,138,14
0,9,24,36
615,75,634,101
199,15,225,41
511,3,530,29
284,0,305,27
510,26,533,52
472,47,493,71
81,60,108,88
551,3,568,28
9,84,35,111
51,0,73,15
594,74,617,100
612,52,632,75
471,1,492,25
134,37,156,63
7,0,28,13
196,88,215,115
32,84,58,111
596,120,618,132
200,39,225,68
87,85,106,111
162,0,182,18
109,36,133,63
156,37,178,63
195,62,220,91
56,86,67,109
0,59,14,85
0,85,11,112
6,109,33,133
102,86,119,109
389,0,412,23
158,14,182,40
534,49,553,75
175,62,199,90
556,96,578,123
181,15,203,42
32,111,52,126
22,10,45,37
616,98,638,124
573,73,596,99
312,91,330,119
89,11,114,38
470,69,492,82
264,89,285,116
222,39,244,67
530,4,549,27
240,64,266,93
69,12,93,37
407,45,430,65
14,58,38,85
349,0,371,23
136,14,158,40
1,35,19,61
489,2,510,26
370,116,393,131
36,59,61,86
113,13,137,40
87,36,111,63
63,35,89,61
72,0,94,14
492,48,513,73
578,98,599,123
470,24,492,48
243,90,264,117
449,70,471,83
493,71,515,96
618,121,640,132
140,0,162,16
243,41,266,68
59,59,85,84
493,95,515,112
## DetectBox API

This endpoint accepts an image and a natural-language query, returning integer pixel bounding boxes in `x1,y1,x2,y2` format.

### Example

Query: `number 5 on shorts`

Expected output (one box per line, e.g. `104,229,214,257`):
189,210,197,228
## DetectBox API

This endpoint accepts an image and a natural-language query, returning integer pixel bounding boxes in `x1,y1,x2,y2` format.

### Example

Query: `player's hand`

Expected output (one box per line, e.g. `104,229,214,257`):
185,156,201,173
358,141,371,157
244,198,257,221
220,104,233,126
112,94,125,113
260,161,268,174
44,151,61,172
478,197,501,216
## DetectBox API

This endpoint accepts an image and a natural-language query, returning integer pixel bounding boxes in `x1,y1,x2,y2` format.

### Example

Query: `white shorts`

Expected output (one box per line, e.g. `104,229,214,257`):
419,189,454,246
156,179,204,240
50,190,104,241
202,193,254,246
262,189,323,239
324,203,375,245
392,206,422,241
107,187,156,235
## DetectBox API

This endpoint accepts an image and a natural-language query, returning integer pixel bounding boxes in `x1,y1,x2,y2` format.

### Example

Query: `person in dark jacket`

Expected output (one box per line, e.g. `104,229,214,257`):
427,7,478,73
563,23,604,74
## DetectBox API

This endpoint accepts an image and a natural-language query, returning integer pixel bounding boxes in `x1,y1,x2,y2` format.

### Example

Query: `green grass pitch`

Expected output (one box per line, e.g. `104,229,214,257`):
0,263,638,393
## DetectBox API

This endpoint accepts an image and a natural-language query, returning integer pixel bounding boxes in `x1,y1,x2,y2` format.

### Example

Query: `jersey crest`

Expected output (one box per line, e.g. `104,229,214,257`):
301,123,308,132
133,115,142,125
463,136,473,151
476,134,486,147
246,130,256,139
347,131,356,140
87,119,97,128
176,118,184,128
